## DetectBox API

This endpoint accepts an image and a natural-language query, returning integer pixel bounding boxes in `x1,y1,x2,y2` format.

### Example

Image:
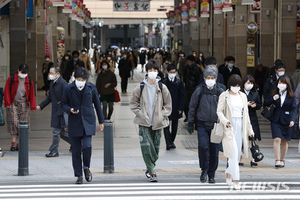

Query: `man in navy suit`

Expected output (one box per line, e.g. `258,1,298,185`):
62,67,104,184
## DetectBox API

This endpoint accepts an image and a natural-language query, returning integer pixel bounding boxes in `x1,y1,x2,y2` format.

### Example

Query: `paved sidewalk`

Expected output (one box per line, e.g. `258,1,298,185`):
0,64,300,184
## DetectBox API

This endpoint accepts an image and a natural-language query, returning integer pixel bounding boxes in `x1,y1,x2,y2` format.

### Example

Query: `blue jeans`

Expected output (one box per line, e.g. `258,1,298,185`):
197,123,220,178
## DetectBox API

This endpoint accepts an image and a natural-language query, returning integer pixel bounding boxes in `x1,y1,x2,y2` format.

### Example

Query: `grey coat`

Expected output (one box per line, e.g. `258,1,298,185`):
39,76,68,128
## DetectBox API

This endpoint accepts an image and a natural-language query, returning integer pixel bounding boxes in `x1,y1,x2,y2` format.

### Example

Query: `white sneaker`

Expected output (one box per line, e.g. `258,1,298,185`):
233,182,240,190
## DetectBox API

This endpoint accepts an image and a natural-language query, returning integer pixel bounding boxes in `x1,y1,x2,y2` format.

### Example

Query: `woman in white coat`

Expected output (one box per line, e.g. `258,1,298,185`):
217,74,254,190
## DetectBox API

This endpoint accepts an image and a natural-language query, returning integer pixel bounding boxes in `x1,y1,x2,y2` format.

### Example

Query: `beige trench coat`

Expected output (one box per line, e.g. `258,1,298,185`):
217,90,254,159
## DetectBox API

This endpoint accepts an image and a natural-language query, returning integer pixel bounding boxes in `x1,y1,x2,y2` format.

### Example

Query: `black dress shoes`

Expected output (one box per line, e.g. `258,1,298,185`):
10,146,16,151
45,152,59,157
171,143,176,149
75,176,83,184
200,171,208,183
166,145,172,150
208,177,216,184
84,168,92,182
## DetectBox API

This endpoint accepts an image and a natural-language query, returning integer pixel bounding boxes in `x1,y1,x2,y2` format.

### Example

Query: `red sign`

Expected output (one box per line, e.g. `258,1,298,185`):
213,0,222,14
250,0,260,13
222,0,233,12
189,0,197,21
62,0,72,13
169,10,175,27
181,3,188,24
200,0,209,18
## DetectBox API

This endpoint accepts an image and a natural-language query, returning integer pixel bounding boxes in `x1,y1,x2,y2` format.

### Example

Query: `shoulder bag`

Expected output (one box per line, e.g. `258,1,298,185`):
261,104,276,121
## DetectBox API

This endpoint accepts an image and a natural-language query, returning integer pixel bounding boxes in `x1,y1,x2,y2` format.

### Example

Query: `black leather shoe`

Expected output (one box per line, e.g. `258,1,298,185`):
200,171,207,183
250,161,258,167
15,146,19,151
75,176,83,184
208,177,216,184
84,168,92,182
166,145,172,150
10,146,16,151
45,152,59,157
171,143,176,149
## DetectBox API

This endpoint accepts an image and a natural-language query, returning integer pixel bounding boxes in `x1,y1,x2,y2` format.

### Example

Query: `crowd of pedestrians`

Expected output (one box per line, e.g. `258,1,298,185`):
0,46,300,189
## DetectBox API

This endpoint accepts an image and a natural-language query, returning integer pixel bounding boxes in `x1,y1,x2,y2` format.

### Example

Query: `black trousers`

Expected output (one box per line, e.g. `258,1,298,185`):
197,123,220,178
70,134,92,177
121,77,128,92
163,120,178,146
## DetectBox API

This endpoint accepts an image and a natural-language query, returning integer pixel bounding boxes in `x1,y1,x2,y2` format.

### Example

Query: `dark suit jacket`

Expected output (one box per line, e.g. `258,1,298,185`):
62,82,105,137
264,93,297,125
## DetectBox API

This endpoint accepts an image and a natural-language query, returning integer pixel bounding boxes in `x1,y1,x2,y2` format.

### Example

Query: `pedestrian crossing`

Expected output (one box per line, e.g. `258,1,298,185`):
0,182,300,200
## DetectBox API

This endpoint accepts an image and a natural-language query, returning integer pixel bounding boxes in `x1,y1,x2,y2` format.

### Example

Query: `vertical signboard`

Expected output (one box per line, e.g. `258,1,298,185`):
200,0,209,18
213,0,222,14
181,3,188,24
222,0,233,12
174,6,181,26
250,0,260,13
169,10,175,27
189,0,197,21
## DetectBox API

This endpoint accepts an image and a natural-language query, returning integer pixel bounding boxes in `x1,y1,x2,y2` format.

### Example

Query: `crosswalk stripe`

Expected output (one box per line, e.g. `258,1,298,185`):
1,182,299,199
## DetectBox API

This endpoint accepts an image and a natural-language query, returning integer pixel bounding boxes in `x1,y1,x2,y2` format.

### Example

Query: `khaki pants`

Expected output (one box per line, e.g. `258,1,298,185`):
139,126,161,175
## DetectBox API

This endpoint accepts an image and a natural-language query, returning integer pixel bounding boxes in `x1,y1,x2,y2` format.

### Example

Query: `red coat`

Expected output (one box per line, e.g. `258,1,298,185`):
4,73,36,110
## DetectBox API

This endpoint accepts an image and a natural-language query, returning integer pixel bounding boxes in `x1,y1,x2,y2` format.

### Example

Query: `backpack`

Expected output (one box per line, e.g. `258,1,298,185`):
10,74,32,92
140,81,163,96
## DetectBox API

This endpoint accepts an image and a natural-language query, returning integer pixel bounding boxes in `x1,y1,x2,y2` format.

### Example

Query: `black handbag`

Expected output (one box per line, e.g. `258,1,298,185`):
292,120,300,139
261,104,276,121
250,137,264,162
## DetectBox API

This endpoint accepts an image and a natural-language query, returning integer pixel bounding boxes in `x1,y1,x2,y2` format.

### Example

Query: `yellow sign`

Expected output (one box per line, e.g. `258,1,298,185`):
175,42,178,50
232,0,237,5
247,56,255,67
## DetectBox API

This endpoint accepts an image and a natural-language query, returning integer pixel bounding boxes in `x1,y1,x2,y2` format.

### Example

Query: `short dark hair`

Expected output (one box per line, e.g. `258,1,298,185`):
72,50,80,56
18,64,29,73
227,56,235,62
186,55,195,62
297,61,300,69
45,55,50,59
241,75,256,91
49,65,61,74
145,59,160,71
275,63,285,70
74,67,90,80
228,74,242,88
205,56,217,65
274,59,282,66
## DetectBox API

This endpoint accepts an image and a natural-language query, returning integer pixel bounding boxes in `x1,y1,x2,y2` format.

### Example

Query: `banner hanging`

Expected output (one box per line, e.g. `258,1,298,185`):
189,0,197,21
57,27,65,62
200,0,209,18
52,0,64,7
166,12,170,25
62,0,72,13
222,0,233,12
174,6,181,26
250,0,260,13
213,0,222,14
113,0,150,12
241,0,254,5
181,3,188,24
169,10,175,27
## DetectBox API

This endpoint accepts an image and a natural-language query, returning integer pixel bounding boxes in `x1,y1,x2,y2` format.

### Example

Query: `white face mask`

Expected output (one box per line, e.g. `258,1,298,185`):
102,65,108,70
19,72,28,79
231,86,240,94
49,74,56,81
168,73,176,80
75,80,86,91
244,83,253,91
228,63,234,69
73,58,79,62
278,71,285,77
205,79,216,88
148,71,157,80
277,83,287,92
45,58,50,62
65,57,69,60
82,52,86,55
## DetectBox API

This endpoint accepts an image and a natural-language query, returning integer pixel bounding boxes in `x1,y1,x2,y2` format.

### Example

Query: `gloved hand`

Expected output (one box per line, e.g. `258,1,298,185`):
187,124,194,134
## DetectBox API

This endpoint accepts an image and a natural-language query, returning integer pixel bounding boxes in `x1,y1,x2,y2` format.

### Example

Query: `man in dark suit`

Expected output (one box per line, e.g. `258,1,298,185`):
63,51,85,82
37,65,70,157
62,67,104,184
219,56,241,88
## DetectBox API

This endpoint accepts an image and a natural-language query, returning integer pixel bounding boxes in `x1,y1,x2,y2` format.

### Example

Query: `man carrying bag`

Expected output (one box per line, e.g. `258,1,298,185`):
187,60,224,184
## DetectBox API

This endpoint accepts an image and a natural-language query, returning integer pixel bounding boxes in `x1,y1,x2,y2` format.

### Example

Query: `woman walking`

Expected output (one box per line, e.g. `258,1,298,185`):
264,75,296,168
96,60,117,120
241,75,262,167
217,74,254,190
4,64,36,151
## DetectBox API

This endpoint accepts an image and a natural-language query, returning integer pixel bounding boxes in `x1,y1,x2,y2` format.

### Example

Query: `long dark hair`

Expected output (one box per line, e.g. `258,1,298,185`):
272,75,294,98
241,75,257,91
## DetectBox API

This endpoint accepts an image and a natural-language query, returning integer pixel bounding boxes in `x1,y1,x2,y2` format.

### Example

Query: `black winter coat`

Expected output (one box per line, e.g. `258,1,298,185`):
64,59,85,82
162,77,186,120
39,76,68,128
221,66,241,88
139,53,146,65
243,90,262,141
0,88,3,107
183,63,202,90
118,58,132,78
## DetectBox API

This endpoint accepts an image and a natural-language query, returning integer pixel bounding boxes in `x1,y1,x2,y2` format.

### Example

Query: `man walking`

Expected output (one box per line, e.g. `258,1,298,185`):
62,67,104,184
130,59,172,182
162,64,186,150
188,65,224,183
37,65,70,157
